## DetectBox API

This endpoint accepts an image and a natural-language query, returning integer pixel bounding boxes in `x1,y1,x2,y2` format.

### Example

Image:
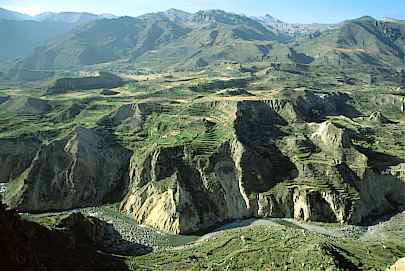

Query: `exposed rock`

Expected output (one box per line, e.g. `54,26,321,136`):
294,90,361,121
369,111,392,124
121,99,405,234
98,102,162,130
5,127,132,211
0,137,41,183
386,258,405,271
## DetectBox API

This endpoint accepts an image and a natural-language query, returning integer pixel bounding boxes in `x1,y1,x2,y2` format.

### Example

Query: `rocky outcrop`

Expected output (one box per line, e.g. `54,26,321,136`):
294,91,361,121
98,102,162,131
5,127,132,211
121,99,405,234
48,72,123,94
0,203,128,271
56,212,107,247
369,111,392,124
386,258,405,271
0,137,41,183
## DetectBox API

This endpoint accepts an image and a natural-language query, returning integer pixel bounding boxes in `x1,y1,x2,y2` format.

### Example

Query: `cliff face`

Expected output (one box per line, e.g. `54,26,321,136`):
2,89,404,234
5,127,132,211
121,95,405,234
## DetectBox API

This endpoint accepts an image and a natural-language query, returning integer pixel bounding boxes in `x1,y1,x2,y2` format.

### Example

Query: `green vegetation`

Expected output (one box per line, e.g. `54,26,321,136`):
127,224,404,271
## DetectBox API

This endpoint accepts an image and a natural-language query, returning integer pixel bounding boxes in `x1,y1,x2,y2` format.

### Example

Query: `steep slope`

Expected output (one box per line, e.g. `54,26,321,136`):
16,10,284,71
0,19,74,60
18,15,191,70
293,16,405,65
5,127,132,211
115,91,405,234
0,203,128,271
0,8,32,21
135,10,285,69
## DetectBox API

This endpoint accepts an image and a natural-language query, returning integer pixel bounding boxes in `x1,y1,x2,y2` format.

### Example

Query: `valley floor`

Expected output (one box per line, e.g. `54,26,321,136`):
19,204,405,271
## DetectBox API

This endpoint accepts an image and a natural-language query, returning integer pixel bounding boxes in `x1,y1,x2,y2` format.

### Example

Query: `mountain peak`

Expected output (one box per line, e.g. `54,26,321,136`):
0,7,33,21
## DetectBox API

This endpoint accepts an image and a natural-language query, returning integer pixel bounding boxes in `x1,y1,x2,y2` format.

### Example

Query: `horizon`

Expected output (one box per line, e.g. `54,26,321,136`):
1,0,404,24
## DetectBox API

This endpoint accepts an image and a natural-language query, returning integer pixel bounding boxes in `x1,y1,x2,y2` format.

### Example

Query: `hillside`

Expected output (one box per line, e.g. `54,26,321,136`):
1,47,405,270
0,19,74,60
8,13,405,75
293,16,405,66
0,8,118,61
13,9,286,72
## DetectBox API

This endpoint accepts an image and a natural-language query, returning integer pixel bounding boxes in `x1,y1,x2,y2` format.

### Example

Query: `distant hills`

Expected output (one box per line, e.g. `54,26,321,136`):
1,7,405,75
293,16,405,66
0,8,32,21
252,14,337,35
0,20,74,60
0,9,118,61
16,9,288,72
0,8,116,23
35,12,117,24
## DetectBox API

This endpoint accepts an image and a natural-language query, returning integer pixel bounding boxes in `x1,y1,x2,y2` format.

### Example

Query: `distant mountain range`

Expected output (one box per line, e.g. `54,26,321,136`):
0,9,118,61
0,8,116,23
0,8,32,21
1,7,405,76
252,14,337,35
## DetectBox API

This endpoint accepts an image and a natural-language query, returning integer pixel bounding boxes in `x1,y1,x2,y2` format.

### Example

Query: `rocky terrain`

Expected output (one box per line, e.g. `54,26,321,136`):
0,203,129,271
5,126,132,211
0,36,404,269
1,63,404,236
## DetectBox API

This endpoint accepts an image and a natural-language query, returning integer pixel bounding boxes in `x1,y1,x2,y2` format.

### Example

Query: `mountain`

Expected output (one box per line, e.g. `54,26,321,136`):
0,8,118,61
292,16,405,66
17,10,284,71
0,7,33,21
35,12,117,24
135,10,286,69
6,10,405,73
0,20,74,60
253,14,336,35
139,8,193,24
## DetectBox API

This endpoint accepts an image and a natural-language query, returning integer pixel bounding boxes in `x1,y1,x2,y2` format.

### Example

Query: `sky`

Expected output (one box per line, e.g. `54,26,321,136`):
1,0,404,24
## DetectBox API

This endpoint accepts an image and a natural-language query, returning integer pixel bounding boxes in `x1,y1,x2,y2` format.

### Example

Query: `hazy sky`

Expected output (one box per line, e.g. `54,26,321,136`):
1,0,404,24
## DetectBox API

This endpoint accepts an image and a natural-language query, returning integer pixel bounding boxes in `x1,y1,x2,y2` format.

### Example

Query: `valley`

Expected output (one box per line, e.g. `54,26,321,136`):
1,61,404,270
0,6,405,271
